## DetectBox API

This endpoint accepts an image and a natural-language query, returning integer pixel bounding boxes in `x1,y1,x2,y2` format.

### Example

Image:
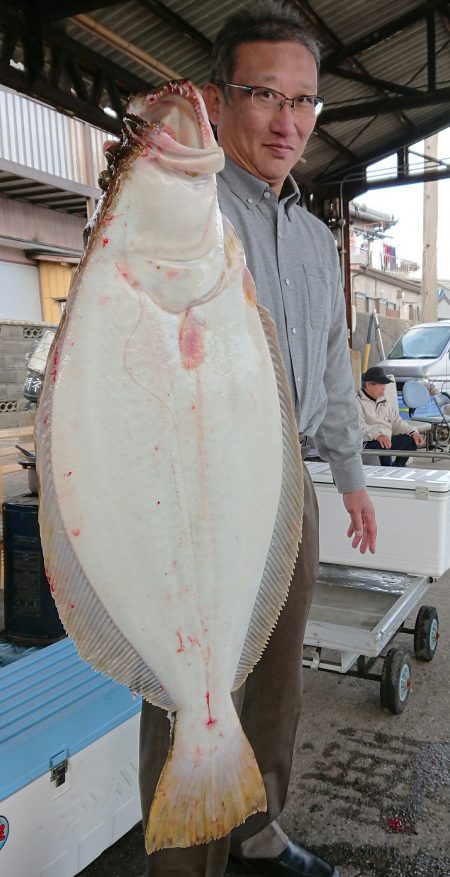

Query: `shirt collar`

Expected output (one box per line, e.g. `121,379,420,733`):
219,156,301,213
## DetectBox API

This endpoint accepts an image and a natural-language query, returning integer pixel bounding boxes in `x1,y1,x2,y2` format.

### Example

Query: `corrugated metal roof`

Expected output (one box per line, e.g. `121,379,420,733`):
1,0,449,195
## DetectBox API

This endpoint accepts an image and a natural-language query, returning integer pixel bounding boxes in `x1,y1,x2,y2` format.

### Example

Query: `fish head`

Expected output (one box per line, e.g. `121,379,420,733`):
124,81,224,176
106,81,228,312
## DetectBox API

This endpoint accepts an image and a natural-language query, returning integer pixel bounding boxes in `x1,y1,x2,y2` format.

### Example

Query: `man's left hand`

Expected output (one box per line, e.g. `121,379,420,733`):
411,431,425,447
343,488,377,554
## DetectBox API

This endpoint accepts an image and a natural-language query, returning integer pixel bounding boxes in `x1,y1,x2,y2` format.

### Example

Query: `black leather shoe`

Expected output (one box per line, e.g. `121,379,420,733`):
229,841,340,876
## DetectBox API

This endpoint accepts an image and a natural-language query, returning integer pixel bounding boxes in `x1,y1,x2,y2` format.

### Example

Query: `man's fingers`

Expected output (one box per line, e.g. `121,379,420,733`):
346,509,377,554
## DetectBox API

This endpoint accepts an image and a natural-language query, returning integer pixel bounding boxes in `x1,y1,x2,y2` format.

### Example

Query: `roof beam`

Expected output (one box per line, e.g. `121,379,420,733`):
320,86,450,123
324,0,449,64
137,0,212,54
0,59,122,134
39,1,123,20
313,127,358,162
427,13,437,89
293,0,417,131
73,13,181,80
322,65,421,95
318,107,450,190
22,0,45,83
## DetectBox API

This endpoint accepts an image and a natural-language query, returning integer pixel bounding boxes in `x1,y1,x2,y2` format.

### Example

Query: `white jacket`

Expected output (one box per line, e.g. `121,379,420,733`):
356,388,415,442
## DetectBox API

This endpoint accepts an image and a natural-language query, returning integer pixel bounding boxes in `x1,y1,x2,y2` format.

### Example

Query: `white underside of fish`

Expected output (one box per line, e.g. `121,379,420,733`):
35,86,303,852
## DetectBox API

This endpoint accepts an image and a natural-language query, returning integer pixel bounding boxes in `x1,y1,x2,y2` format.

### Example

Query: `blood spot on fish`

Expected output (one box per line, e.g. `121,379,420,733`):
102,236,109,247
243,266,257,307
98,294,111,305
156,500,161,506
171,560,177,568
43,415,49,426
179,310,205,370
50,347,60,383
116,262,140,287
166,268,179,279
188,636,200,647
205,691,217,727
71,529,80,537
176,631,185,653
101,214,117,228
70,603,75,609
191,405,196,411
154,445,159,451
64,471,73,477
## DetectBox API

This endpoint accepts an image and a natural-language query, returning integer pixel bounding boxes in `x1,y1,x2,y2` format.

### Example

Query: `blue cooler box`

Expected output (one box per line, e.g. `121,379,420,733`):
0,638,142,877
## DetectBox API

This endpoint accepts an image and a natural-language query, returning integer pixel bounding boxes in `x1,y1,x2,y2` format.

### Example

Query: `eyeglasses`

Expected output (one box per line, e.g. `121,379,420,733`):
215,82,324,116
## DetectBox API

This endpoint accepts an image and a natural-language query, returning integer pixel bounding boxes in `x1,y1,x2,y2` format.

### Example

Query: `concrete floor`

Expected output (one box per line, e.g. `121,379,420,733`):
2,455,449,877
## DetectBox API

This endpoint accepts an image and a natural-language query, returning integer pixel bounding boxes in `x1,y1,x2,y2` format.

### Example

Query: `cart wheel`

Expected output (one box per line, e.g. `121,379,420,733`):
380,648,412,714
414,606,439,662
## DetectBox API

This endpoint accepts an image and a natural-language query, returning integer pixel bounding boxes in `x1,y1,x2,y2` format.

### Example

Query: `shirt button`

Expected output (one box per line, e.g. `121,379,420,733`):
285,278,290,286
263,191,271,199
291,327,297,334
247,197,253,204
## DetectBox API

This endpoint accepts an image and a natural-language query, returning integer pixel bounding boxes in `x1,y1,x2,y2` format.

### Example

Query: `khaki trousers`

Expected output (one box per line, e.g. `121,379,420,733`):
139,466,319,876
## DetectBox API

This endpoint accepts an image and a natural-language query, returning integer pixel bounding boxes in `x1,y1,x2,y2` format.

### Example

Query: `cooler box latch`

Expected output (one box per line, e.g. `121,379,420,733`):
49,748,69,786
415,485,429,500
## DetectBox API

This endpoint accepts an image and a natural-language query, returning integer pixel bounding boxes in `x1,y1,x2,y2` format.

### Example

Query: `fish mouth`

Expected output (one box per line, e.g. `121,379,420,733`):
125,81,223,171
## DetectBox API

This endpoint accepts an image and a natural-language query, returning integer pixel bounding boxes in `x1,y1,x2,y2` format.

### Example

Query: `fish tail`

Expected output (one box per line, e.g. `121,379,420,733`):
145,701,267,853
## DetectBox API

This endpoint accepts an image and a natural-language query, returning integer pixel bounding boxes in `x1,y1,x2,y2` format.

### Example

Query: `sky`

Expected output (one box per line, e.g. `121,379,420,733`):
354,126,450,283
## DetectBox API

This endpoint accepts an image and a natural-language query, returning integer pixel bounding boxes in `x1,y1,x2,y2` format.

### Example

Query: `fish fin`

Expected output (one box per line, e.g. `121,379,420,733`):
233,303,304,690
145,703,266,853
35,393,176,712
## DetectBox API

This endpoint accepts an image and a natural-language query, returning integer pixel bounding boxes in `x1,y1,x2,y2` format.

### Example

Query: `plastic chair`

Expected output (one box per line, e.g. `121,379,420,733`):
402,380,450,449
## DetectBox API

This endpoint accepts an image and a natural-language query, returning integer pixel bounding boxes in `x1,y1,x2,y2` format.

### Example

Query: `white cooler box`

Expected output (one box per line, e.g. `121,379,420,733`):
306,462,450,577
0,638,142,877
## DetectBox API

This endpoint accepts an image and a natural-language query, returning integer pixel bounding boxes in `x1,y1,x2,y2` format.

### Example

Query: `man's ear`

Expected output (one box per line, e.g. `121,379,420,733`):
202,83,221,126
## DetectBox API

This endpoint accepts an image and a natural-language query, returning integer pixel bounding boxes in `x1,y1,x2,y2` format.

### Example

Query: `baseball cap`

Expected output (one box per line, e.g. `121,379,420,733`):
362,366,394,384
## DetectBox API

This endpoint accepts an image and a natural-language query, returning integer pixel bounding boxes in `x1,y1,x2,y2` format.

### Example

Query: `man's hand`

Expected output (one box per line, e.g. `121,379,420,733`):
343,488,377,554
411,431,425,447
376,433,391,448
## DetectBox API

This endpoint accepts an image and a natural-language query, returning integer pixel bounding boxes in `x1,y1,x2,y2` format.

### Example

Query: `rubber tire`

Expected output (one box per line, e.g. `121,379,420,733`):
380,648,412,714
414,605,439,662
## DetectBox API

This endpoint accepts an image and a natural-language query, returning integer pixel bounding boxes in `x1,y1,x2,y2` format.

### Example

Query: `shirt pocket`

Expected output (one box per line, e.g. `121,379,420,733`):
302,265,332,330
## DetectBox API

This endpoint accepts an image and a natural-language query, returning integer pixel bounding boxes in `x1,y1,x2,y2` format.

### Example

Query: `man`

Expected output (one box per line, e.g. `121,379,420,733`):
357,366,425,466
139,2,377,876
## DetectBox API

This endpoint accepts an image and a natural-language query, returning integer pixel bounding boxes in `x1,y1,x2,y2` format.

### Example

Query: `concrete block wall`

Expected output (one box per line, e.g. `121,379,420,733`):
0,320,57,428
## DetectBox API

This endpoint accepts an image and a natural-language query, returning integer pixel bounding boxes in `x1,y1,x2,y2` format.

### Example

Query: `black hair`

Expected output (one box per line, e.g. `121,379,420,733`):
209,0,321,85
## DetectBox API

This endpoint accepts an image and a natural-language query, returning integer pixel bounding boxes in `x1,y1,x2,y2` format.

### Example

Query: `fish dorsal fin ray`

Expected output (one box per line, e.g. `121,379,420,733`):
37,399,176,711
233,304,304,690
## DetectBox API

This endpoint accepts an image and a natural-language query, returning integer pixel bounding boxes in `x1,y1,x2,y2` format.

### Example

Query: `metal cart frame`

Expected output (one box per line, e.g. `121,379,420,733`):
303,563,439,713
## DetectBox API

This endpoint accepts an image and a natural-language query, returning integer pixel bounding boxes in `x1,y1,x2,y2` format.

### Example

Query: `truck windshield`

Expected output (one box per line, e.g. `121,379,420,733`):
388,326,450,359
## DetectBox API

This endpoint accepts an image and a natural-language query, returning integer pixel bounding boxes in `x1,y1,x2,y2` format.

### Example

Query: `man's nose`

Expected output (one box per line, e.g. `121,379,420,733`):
270,103,297,136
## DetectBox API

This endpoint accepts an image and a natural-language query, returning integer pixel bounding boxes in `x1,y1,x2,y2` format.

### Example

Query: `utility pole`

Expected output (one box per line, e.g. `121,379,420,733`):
421,134,439,322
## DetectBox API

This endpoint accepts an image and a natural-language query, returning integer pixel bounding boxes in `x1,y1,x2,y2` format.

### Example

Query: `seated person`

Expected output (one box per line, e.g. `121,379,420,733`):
357,366,425,466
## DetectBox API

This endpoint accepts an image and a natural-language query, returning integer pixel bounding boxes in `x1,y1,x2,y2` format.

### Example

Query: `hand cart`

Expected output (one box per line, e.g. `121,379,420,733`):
303,563,439,714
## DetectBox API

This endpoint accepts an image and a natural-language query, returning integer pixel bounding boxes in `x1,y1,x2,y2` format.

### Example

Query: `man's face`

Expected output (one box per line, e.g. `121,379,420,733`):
364,382,387,400
203,41,318,194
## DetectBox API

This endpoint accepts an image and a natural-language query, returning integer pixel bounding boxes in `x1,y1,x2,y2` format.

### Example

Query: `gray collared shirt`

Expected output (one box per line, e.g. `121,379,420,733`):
217,157,364,494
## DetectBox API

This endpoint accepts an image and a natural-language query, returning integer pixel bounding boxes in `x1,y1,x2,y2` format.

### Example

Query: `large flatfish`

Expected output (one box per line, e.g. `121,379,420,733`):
35,81,303,853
